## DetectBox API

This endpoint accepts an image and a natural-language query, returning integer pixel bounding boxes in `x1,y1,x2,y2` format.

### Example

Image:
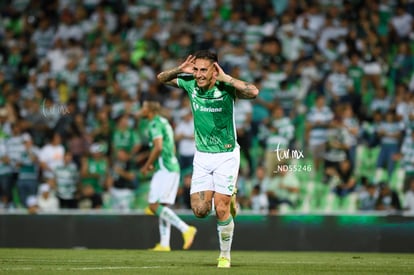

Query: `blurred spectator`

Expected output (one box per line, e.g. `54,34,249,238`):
324,61,353,107
347,52,364,96
248,166,269,213
80,143,108,209
46,39,68,73
67,113,91,168
52,151,80,209
31,18,55,58
358,182,379,211
273,79,300,117
396,130,414,192
374,109,403,183
263,165,300,214
106,149,137,211
37,183,59,213
390,42,413,84
305,95,334,174
38,132,65,180
233,88,254,176
16,133,39,208
174,108,195,173
323,116,352,185
277,23,304,63
26,195,39,214
331,159,357,198
394,83,412,123
296,57,323,99
251,74,278,139
111,113,141,158
375,183,402,212
250,184,269,214
403,179,414,214
57,59,80,91
115,61,139,101
262,104,295,178
341,103,360,167
388,4,413,42
0,106,12,137
178,172,192,210
361,110,383,148
369,87,392,117
0,133,13,209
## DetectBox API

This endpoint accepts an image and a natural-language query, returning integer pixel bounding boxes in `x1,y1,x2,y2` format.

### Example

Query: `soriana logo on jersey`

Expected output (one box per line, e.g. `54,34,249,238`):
192,102,222,113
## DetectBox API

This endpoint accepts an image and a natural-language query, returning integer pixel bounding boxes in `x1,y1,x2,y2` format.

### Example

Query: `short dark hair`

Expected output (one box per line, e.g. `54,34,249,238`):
194,50,218,63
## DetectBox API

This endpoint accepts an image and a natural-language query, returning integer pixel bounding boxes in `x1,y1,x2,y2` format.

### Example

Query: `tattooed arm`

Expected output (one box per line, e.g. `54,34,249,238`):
226,76,259,99
157,55,196,87
213,62,259,99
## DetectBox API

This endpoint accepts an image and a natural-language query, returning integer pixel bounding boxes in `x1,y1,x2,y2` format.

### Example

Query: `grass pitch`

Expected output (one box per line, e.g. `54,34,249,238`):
0,249,413,275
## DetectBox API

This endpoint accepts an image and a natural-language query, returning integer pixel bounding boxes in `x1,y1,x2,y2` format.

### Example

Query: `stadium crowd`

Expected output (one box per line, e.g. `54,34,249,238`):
1,0,414,214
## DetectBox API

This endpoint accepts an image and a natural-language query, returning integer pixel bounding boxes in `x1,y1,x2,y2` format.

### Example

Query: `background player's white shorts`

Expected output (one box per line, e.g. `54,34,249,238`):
148,170,180,205
190,147,240,196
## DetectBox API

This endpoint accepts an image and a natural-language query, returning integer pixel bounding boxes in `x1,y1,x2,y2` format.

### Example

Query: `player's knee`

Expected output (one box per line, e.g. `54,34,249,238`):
214,203,228,220
191,203,210,218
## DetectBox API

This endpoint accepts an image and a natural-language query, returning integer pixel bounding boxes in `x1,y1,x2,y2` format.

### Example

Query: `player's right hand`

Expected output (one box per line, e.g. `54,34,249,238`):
179,55,196,74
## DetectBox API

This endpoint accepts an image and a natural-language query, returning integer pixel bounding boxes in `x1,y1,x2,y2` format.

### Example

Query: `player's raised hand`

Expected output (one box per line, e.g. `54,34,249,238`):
178,55,196,74
212,62,229,82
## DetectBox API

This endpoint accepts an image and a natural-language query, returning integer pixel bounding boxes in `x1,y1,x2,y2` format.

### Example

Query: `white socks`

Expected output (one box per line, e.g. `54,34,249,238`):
217,216,234,259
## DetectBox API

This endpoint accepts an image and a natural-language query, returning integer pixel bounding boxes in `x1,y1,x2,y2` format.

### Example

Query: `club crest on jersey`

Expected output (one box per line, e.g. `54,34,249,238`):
213,90,223,98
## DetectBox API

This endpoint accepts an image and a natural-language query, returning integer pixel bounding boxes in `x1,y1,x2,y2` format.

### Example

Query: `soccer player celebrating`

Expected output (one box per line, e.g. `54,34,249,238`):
140,100,197,251
157,50,259,268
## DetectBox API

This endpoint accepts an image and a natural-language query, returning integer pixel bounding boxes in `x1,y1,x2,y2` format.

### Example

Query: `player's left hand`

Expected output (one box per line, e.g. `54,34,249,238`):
212,62,229,82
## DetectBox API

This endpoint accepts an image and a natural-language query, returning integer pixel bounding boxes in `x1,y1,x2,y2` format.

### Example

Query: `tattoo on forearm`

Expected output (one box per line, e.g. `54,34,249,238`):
200,191,205,200
237,82,257,99
158,67,181,82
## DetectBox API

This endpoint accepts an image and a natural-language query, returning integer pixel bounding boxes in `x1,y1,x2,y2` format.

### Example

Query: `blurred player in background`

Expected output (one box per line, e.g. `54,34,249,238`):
140,100,197,252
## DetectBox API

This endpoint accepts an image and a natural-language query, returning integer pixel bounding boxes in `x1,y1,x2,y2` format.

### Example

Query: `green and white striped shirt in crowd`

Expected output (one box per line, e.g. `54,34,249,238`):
401,136,414,173
0,138,12,175
306,105,334,146
377,121,402,145
17,147,39,181
266,117,295,151
6,135,26,172
54,163,79,200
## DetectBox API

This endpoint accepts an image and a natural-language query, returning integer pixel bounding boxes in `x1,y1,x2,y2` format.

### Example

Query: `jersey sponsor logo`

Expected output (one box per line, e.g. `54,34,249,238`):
192,102,222,113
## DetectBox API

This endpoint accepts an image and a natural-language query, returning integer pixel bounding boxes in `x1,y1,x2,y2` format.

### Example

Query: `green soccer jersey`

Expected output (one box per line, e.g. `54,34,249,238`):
178,75,237,153
112,128,140,152
82,157,108,193
148,115,180,172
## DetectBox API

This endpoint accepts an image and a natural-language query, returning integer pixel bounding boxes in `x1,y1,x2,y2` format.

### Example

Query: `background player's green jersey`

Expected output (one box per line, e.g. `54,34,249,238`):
178,75,237,153
148,115,180,172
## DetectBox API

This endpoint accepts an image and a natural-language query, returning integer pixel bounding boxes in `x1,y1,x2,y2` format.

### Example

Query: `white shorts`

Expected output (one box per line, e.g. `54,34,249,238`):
190,147,240,196
148,170,180,205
